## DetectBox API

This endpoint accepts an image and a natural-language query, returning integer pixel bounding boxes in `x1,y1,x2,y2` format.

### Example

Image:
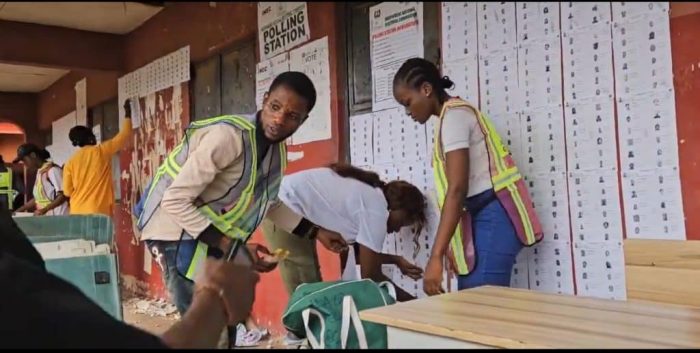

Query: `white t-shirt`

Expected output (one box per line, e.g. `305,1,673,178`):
438,106,493,197
34,165,69,216
278,167,388,253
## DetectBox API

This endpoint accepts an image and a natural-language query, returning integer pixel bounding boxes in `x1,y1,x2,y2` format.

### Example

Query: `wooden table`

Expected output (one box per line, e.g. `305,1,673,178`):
359,286,700,348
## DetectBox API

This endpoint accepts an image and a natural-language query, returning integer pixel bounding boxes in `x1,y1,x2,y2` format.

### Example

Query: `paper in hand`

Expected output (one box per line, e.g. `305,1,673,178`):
129,96,142,129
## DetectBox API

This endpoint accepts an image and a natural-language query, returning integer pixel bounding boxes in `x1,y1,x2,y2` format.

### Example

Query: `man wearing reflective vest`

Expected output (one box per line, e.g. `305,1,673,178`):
134,71,347,322
0,156,14,210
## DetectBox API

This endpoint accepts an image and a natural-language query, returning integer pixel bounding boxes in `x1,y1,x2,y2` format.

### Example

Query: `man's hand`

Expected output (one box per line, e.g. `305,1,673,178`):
396,257,423,280
124,98,132,118
245,243,278,273
34,208,48,216
194,257,259,325
316,227,348,253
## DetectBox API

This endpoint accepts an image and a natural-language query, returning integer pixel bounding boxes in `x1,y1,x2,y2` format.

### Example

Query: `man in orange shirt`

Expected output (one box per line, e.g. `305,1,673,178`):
63,100,133,216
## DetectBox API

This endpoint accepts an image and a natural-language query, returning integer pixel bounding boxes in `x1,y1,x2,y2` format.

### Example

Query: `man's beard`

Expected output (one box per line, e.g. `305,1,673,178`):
255,114,294,144
267,133,293,144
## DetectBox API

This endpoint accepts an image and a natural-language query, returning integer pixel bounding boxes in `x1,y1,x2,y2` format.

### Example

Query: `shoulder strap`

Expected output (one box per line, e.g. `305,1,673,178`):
40,164,61,191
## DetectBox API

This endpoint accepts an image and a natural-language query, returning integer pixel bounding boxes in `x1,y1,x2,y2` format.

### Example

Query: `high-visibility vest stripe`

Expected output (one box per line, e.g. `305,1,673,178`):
136,114,286,280
221,128,259,225
186,241,209,279
34,162,58,208
431,119,469,274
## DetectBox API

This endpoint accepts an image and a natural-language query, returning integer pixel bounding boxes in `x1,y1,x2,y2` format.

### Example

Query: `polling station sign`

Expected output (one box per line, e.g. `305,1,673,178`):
258,2,311,60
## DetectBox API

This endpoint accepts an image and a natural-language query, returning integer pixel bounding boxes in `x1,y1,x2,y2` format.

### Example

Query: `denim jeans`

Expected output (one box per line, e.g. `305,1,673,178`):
145,240,194,315
457,190,524,290
146,239,237,347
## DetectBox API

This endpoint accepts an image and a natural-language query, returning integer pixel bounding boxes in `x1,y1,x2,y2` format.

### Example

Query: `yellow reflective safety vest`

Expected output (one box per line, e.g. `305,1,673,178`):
34,162,60,209
0,167,13,210
432,98,543,276
135,114,287,279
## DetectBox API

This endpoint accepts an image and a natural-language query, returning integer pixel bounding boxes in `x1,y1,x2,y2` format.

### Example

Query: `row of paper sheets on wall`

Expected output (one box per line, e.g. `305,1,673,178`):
117,46,190,130
349,1,683,301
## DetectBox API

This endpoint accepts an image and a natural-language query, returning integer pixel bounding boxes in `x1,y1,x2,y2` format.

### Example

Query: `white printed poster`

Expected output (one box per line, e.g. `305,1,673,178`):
129,96,143,129
93,124,102,144
528,241,575,295
477,2,517,53
573,241,627,300
621,168,686,240
118,46,190,127
75,78,87,126
258,2,311,60
517,2,560,42
51,111,79,167
289,36,332,145
612,12,674,99
255,52,291,111
440,2,479,103
441,2,478,61
369,2,424,112
349,113,374,166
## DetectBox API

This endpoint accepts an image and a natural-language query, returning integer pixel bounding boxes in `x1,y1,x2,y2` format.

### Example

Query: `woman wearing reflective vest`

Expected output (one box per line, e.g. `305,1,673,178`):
392,58,543,296
14,143,69,216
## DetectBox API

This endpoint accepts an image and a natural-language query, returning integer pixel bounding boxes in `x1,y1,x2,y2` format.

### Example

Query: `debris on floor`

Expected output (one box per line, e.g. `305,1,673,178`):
235,323,270,347
124,297,179,319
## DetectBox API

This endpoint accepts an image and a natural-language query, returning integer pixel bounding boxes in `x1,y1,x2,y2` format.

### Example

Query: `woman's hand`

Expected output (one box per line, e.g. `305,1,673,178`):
423,256,445,296
316,227,348,253
396,257,424,280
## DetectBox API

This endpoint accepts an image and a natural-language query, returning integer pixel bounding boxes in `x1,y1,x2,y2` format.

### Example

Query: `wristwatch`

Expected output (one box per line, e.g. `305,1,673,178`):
198,225,234,258
307,225,320,240
292,217,319,240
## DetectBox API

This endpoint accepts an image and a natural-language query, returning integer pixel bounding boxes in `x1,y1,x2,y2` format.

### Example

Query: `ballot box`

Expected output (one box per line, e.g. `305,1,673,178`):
15,215,122,320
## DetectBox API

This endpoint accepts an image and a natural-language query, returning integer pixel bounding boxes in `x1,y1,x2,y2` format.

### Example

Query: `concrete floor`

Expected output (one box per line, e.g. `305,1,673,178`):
122,299,178,336
122,298,295,349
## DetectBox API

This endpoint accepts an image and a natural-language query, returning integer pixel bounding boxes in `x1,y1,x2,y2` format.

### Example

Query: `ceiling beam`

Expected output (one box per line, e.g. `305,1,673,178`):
0,20,124,72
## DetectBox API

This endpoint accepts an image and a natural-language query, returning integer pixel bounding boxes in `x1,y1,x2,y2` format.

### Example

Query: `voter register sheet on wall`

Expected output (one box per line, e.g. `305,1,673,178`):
349,2,683,301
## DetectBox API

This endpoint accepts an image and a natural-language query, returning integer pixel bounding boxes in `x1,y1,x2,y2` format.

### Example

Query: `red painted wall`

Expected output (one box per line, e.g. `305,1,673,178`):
112,2,346,332
248,2,345,332
114,83,190,298
0,92,40,144
670,9,700,240
37,70,119,131
0,133,26,162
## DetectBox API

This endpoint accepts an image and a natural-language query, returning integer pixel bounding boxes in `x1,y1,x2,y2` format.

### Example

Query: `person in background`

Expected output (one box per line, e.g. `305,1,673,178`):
63,99,133,216
277,164,427,302
0,155,14,210
14,144,69,216
392,58,543,296
0,207,259,349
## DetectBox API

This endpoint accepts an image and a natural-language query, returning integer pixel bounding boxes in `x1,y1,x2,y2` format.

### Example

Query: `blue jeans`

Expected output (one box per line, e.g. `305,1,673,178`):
145,240,194,315
146,239,237,347
457,190,524,290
